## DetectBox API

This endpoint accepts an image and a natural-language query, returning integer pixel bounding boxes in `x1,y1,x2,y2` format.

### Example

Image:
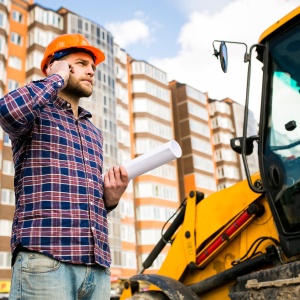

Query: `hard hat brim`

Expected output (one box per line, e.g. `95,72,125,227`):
41,45,105,75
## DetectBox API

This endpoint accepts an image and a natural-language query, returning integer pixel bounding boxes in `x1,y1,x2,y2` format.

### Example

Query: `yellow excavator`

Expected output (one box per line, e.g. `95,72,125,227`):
120,6,300,300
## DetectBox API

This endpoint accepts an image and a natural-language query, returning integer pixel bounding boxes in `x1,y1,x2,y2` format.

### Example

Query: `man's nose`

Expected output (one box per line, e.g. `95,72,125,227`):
87,65,95,76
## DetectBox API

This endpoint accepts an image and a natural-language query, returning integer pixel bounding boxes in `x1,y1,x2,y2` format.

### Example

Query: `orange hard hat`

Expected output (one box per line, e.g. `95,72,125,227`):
40,33,105,75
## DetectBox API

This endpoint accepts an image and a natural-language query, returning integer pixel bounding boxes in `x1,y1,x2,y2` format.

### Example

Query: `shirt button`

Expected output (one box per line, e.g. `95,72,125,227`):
89,178,92,182
57,82,62,87
91,226,95,231
67,103,71,107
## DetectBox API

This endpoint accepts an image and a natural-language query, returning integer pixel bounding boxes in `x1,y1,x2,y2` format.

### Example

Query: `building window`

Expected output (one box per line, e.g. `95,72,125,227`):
137,205,176,222
8,56,22,70
0,12,4,28
29,7,62,29
97,70,101,81
47,11,62,28
133,98,171,121
189,119,210,137
8,79,20,92
131,61,168,84
28,28,58,48
3,133,11,146
2,160,14,176
26,50,44,70
0,127,3,141
110,250,121,267
10,32,23,46
195,174,216,191
134,118,172,139
141,252,166,270
0,35,5,55
132,79,169,102
78,19,82,29
188,101,209,121
12,10,23,23
186,86,207,104
121,224,136,243
135,182,178,201
217,166,239,180
191,137,212,155
120,199,134,218
0,251,11,269
121,251,137,269
193,154,214,173
1,188,15,205
0,219,12,236
138,229,162,245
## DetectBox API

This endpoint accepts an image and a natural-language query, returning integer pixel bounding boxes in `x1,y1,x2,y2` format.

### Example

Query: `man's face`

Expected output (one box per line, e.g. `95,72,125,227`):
62,52,96,98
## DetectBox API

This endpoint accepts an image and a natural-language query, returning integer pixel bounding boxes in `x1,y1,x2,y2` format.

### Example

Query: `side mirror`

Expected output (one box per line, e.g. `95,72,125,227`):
213,41,228,73
219,41,228,73
213,40,250,73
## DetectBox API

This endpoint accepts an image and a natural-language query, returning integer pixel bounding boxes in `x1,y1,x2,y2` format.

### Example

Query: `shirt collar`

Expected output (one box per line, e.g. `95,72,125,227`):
54,97,92,119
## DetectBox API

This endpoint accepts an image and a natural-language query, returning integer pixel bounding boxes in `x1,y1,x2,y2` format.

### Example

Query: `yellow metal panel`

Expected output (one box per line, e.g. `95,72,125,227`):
157,174,263,280
183,196,279,300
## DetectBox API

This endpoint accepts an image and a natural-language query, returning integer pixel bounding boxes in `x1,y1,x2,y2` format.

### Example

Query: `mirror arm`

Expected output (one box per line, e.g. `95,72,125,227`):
212,40,248,63
242,43,265,193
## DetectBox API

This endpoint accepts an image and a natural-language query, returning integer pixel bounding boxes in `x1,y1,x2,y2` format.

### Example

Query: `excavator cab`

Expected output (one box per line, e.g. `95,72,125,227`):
214,7,300,257
260,16,300,256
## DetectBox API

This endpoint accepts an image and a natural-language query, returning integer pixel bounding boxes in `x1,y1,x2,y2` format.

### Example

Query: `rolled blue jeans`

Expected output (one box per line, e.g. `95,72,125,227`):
9,251,111,300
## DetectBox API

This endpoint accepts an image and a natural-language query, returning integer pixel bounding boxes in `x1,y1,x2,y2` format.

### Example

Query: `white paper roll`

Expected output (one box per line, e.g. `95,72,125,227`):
103,140,182,180
123,140,182,180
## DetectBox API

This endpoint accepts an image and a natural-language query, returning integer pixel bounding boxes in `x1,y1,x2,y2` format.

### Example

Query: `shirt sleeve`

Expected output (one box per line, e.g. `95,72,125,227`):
103,195,119,213
0,74,64,139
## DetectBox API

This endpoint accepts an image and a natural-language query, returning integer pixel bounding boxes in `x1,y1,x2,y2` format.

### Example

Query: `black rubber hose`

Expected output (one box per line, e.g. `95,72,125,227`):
188,245,277,295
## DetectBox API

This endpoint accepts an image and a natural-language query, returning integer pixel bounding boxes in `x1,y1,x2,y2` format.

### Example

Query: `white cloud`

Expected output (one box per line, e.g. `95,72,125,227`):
150,0,300,121
105,19,152,48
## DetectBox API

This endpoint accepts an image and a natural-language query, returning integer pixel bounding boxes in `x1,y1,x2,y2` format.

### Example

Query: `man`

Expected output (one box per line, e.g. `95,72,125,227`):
0,33,129,299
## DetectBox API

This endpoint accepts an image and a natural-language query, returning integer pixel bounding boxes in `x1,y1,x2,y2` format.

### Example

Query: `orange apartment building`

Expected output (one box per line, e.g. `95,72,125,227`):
127,58,180,273
114,44,136,283
169,80,217,200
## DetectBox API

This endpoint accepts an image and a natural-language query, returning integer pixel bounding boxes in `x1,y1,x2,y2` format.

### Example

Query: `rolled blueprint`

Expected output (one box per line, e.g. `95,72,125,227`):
123,140,182,180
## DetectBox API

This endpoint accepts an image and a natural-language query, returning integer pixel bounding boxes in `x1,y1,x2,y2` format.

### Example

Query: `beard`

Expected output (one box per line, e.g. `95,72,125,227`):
63,75,93,98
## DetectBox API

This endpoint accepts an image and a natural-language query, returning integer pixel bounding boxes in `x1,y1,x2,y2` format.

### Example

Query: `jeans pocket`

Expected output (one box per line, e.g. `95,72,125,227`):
22,252,61,274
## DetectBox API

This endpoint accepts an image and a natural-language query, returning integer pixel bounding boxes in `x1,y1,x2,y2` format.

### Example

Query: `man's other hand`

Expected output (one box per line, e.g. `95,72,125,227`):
103,166,129,209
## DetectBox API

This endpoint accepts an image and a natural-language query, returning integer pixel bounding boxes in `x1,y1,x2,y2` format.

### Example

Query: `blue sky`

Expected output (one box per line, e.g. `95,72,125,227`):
38,0,188,59
38,0,300,121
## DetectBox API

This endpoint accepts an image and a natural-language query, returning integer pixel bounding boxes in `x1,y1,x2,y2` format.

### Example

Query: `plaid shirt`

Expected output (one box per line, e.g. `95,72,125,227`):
0,74,112,267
